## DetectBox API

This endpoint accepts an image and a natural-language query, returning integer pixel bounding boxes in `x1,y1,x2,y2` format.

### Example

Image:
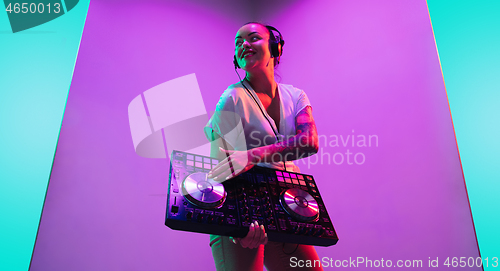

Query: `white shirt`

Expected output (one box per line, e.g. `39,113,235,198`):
204,81,311,172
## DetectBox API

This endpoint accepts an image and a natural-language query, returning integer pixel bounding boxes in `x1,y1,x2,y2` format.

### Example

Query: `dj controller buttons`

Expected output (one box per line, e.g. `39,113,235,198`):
290,173,297,178
283,172,290,177
187,154,194,160
292,179,299,185
186,160,194,166
211,159,218,165
299,180,306,186
195,162,203,168
204,163,211,169
277,176,284,182
276,171,283,176
297,175,304,180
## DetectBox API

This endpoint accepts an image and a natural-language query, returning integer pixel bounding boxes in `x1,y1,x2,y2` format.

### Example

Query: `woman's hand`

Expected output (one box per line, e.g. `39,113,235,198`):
208,147,256,182
230,221,268,249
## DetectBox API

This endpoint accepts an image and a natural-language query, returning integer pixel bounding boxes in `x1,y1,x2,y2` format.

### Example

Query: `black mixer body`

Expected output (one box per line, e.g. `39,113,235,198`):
165,150,338,246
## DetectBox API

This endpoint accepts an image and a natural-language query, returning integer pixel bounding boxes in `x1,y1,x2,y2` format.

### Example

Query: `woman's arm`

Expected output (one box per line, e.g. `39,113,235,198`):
252,105,318,163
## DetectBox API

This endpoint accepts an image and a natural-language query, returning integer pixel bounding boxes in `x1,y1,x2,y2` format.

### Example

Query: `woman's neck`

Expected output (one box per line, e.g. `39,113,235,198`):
245,69,277,97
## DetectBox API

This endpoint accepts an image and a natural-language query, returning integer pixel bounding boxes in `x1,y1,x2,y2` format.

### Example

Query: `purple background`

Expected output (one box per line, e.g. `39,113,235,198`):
31,0,480,270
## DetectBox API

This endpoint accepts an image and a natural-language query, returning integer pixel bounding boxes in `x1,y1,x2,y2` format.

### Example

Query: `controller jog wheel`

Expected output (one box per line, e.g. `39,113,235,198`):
182,172,226,208
280,188,319,222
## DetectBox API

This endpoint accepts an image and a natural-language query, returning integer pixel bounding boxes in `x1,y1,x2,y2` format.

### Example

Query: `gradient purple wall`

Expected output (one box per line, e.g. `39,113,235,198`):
31,0,480,270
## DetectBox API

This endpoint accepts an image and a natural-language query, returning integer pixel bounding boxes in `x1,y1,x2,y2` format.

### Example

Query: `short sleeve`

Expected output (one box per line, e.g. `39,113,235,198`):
204,91,245,150
295,88,312,116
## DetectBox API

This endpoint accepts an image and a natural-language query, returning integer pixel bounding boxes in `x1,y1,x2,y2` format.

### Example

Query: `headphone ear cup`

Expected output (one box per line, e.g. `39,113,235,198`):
233,55,240,69
270,42,279,58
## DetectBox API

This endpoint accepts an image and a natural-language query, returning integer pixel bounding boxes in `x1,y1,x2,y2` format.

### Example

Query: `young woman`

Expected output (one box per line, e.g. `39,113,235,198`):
205,22,323,271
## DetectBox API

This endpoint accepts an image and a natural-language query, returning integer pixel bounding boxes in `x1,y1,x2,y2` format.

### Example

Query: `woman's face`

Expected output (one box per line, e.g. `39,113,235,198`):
234,23,272,71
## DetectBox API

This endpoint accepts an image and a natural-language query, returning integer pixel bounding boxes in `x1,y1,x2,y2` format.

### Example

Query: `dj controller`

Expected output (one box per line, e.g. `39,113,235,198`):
165,150,338,246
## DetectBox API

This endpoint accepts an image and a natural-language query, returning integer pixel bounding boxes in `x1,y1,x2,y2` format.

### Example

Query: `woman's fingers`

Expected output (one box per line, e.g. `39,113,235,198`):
258,225,268,246
208,159,231,181
249,222,262,248
208,149,254,182
241,222,256,248
236,221,267,249
208,149,235,178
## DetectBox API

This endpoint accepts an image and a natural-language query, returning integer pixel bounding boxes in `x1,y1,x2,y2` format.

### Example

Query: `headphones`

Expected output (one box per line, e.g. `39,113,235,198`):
233,25,285,69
